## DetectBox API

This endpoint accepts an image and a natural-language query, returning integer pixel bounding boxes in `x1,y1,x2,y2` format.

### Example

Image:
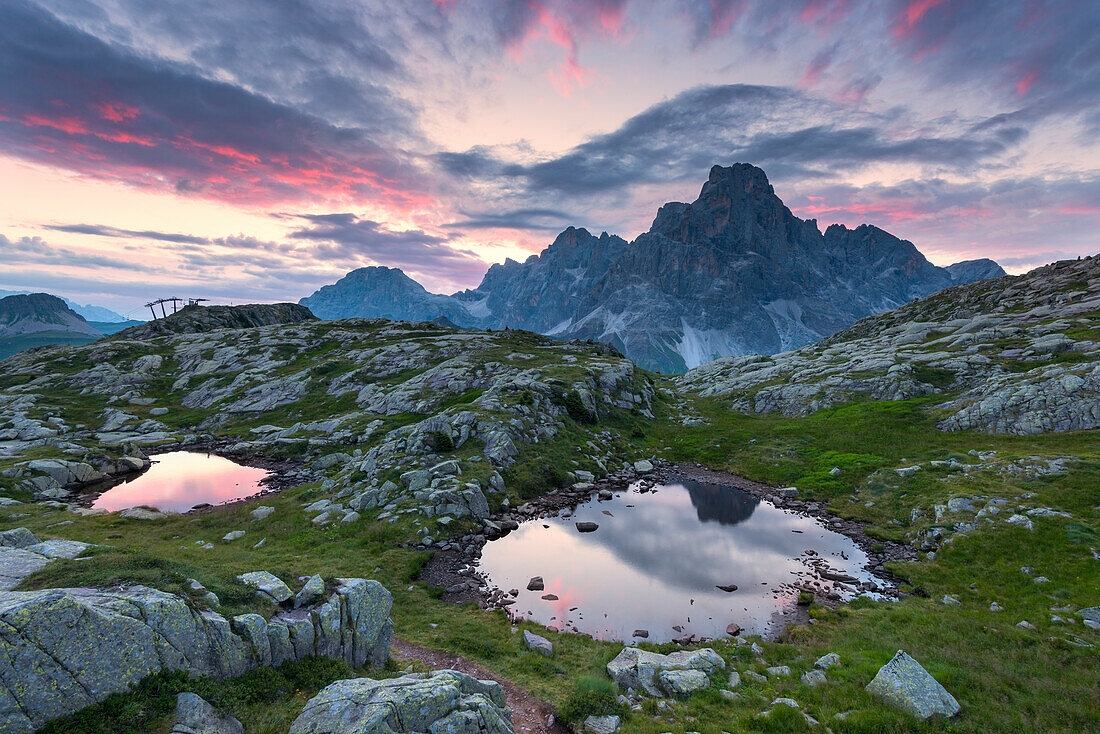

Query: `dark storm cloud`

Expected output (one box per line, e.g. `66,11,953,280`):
288,214,487,282
444,208,577,232
437,84,1027,198
0,1,428,207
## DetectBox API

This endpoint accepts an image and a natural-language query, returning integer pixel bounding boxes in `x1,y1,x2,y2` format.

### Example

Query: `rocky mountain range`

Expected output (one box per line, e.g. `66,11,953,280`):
301,164,1004,372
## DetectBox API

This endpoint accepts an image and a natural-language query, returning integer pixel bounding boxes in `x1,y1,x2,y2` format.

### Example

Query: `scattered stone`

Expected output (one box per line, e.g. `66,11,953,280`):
607,647,724,697
251,506,275,521
576,521,599,532
171,692,243,734
523,630,553,657
725,623,742,636
990,602,1003,612
1033,576,1050,584
865,650,960,720
527,576,544,591
25,539,91,559
727,671,740,689
119,506,169,520
766,665,791,678
294,574,325,609
632,629,649,638
942,595,960,605
1016,621,1036,630
288,670,512,734
776,487,799,498
583,715,620,734
742,671,767,683
221,531,245,543
0,528,40,548
658,669,710,697
1006,514,1034,531
633,460,654,473
801,670,827,687
237,571,293,603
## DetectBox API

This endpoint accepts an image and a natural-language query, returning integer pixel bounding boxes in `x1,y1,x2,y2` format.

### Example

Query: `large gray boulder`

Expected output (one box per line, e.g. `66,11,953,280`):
606,647,724,697
0,578,393,733
288,670,514,734
865,650,960,720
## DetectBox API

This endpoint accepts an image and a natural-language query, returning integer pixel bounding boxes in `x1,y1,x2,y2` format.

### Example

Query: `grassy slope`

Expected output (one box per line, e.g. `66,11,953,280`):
4,348,1098,732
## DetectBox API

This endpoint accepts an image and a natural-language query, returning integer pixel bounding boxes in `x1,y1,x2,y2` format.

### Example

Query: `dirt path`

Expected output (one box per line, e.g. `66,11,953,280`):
391,638,571,734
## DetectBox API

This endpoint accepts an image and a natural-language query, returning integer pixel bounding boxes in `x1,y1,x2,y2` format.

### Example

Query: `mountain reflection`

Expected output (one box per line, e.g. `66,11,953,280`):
479,478,878,642
681,477,759,525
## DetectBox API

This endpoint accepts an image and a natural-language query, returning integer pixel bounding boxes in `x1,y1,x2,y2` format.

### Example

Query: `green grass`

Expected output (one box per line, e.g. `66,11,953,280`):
1,321,1098,733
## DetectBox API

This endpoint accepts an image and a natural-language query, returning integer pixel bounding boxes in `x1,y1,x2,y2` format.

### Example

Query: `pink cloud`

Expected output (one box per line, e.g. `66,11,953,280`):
892,0,949,38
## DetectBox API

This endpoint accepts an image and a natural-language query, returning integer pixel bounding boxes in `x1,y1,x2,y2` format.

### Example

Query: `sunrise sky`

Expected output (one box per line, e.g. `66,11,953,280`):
1,0,1098,315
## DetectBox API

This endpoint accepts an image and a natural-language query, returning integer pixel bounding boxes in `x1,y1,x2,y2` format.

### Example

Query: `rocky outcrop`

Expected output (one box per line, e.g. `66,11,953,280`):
112,303,315,340
606,647,724,697
302,164,1002,372
679,254,1100,434
0,578,393,733
865,650,960,720
288,670,514,734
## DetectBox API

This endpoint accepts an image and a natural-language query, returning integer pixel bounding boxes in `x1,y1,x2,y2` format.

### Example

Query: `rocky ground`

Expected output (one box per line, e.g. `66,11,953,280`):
679,254,1100,434
0,275,1095,733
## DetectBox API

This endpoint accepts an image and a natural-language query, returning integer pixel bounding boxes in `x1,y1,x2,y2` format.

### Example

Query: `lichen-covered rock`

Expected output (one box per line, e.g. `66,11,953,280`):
657,668,711,697
606,647,725,697
288,670,513,734
865,650,960,720
171,692,244,734
237,571,293,603
0,578,393,733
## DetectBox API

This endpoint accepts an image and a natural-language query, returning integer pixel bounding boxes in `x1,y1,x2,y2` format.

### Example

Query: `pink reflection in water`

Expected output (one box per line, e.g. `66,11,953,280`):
91,451,270,512
479,478,886,642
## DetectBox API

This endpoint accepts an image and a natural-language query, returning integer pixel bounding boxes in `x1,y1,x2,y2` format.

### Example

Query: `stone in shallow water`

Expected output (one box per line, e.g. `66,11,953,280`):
865,650,960,720
289,670,513,734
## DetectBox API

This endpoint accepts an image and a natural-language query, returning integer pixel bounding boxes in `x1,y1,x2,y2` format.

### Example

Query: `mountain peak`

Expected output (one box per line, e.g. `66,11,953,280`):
0,293,99,337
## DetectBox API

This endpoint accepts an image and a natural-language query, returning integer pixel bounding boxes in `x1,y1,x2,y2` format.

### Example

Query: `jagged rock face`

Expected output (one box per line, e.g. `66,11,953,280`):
0,293,100,337
301,164,1003,373
114,303,315,340
679,254,1100,435
455,227,630,334
0,578,393,733
302,267,474,324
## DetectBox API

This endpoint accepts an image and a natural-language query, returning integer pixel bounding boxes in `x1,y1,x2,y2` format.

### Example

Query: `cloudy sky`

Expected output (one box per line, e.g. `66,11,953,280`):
1,0,1097,315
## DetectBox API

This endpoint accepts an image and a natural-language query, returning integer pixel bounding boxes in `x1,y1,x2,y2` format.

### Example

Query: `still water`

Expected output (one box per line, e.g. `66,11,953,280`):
478,476,885,642
91,451,271,512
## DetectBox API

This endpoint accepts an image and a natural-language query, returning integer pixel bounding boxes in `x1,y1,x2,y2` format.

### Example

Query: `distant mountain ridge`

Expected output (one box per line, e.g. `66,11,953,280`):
0,289,128,323
301,163,1005,372
0,293,106,360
